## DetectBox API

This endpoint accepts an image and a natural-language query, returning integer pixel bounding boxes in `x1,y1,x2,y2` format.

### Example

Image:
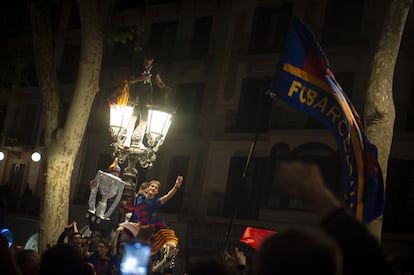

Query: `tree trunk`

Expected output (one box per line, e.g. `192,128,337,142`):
364,0,412,239
30,0,103,252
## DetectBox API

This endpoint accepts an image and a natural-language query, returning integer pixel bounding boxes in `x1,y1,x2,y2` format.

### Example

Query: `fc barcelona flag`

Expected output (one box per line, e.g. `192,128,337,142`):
269,17,385,223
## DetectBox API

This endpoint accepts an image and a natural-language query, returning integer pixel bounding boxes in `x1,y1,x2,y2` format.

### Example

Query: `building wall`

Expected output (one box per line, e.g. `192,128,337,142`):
1,0,413,267
79,0,414,263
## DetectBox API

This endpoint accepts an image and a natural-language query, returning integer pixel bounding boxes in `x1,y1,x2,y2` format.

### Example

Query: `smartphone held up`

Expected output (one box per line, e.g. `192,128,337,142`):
120,240,152,275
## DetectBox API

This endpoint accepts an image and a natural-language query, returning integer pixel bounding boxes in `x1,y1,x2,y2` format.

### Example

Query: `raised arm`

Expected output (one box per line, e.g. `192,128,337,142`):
111,226,124,256
160,176,183,205
72,221,79,234
155,73,168,88
278,161,341,218
278,161,395,275
129,74,150,84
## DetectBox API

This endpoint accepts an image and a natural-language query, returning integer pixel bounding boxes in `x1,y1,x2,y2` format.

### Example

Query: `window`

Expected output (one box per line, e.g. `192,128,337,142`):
103,39,135,68
114,0,175,9
232,77,272,133
291,143,342,197
114,0,144,10
407,80,414,130
334,72,355,98
172,83,205,135
383,159,414,234
68,3,80,30
145,0,176,5
223,156,268,219
161,155,189,214
174,83,204,114
396,76,414,131
262,143,291,209
148,21,178,62
61,44,80,67
5,103,42,146
58,44,80,83
7,163,26,213
249,3,293,54
262,142,341,210
21,104,42,145
322,0,363,46
269,98,310,130
20,65,38,87
49,4,62,33
0,105,7,134
190,16,212,59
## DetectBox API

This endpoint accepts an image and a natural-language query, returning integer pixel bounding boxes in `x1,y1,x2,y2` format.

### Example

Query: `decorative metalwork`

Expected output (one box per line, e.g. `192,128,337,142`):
109,104,174,170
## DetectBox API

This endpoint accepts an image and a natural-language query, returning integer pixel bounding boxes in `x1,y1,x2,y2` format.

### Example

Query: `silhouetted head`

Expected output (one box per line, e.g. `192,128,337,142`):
187,255,239,275
40,244,87,275
14,249,40,275
254,227,343,275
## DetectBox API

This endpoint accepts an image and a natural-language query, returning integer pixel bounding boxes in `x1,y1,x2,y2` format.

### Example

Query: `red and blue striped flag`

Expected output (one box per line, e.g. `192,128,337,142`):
269,17,385,223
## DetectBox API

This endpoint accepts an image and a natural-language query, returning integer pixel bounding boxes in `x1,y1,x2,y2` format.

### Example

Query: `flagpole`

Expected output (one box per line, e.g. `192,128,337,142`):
222,131,258,254
222,90,274,254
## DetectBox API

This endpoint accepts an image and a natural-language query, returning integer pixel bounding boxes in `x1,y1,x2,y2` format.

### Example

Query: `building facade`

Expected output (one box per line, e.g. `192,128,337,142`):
1,0,413,271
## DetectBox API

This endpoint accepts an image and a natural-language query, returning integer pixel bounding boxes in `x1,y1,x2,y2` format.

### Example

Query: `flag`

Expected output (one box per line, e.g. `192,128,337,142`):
108,79,129,106
269,17,385,223
240,227,277,249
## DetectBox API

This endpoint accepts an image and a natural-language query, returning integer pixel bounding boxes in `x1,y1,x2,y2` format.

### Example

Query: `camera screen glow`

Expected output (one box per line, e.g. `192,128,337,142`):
120,242,151,275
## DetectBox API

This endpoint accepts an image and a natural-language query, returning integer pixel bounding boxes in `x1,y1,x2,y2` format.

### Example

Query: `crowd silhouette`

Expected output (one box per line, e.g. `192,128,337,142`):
1,161,413,275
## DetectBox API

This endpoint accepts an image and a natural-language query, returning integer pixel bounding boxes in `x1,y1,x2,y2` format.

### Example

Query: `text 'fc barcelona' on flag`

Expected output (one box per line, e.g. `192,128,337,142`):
269,17,385,223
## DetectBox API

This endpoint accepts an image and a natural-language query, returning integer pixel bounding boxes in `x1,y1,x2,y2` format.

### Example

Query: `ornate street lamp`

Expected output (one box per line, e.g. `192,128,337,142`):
108,84,174,198
85,82,174,235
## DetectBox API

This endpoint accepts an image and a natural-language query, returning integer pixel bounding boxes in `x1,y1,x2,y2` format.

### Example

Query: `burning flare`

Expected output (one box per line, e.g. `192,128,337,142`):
117,80,129,106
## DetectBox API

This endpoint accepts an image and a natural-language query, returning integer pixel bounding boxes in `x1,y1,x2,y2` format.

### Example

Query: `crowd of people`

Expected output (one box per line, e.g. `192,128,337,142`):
79,156,184,275
1,168,184,275
1,161,412,275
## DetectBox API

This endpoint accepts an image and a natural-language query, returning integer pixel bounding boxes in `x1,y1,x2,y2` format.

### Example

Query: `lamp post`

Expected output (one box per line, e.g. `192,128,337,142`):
85,81,174,237
108,103,174,199
81,80,175,247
